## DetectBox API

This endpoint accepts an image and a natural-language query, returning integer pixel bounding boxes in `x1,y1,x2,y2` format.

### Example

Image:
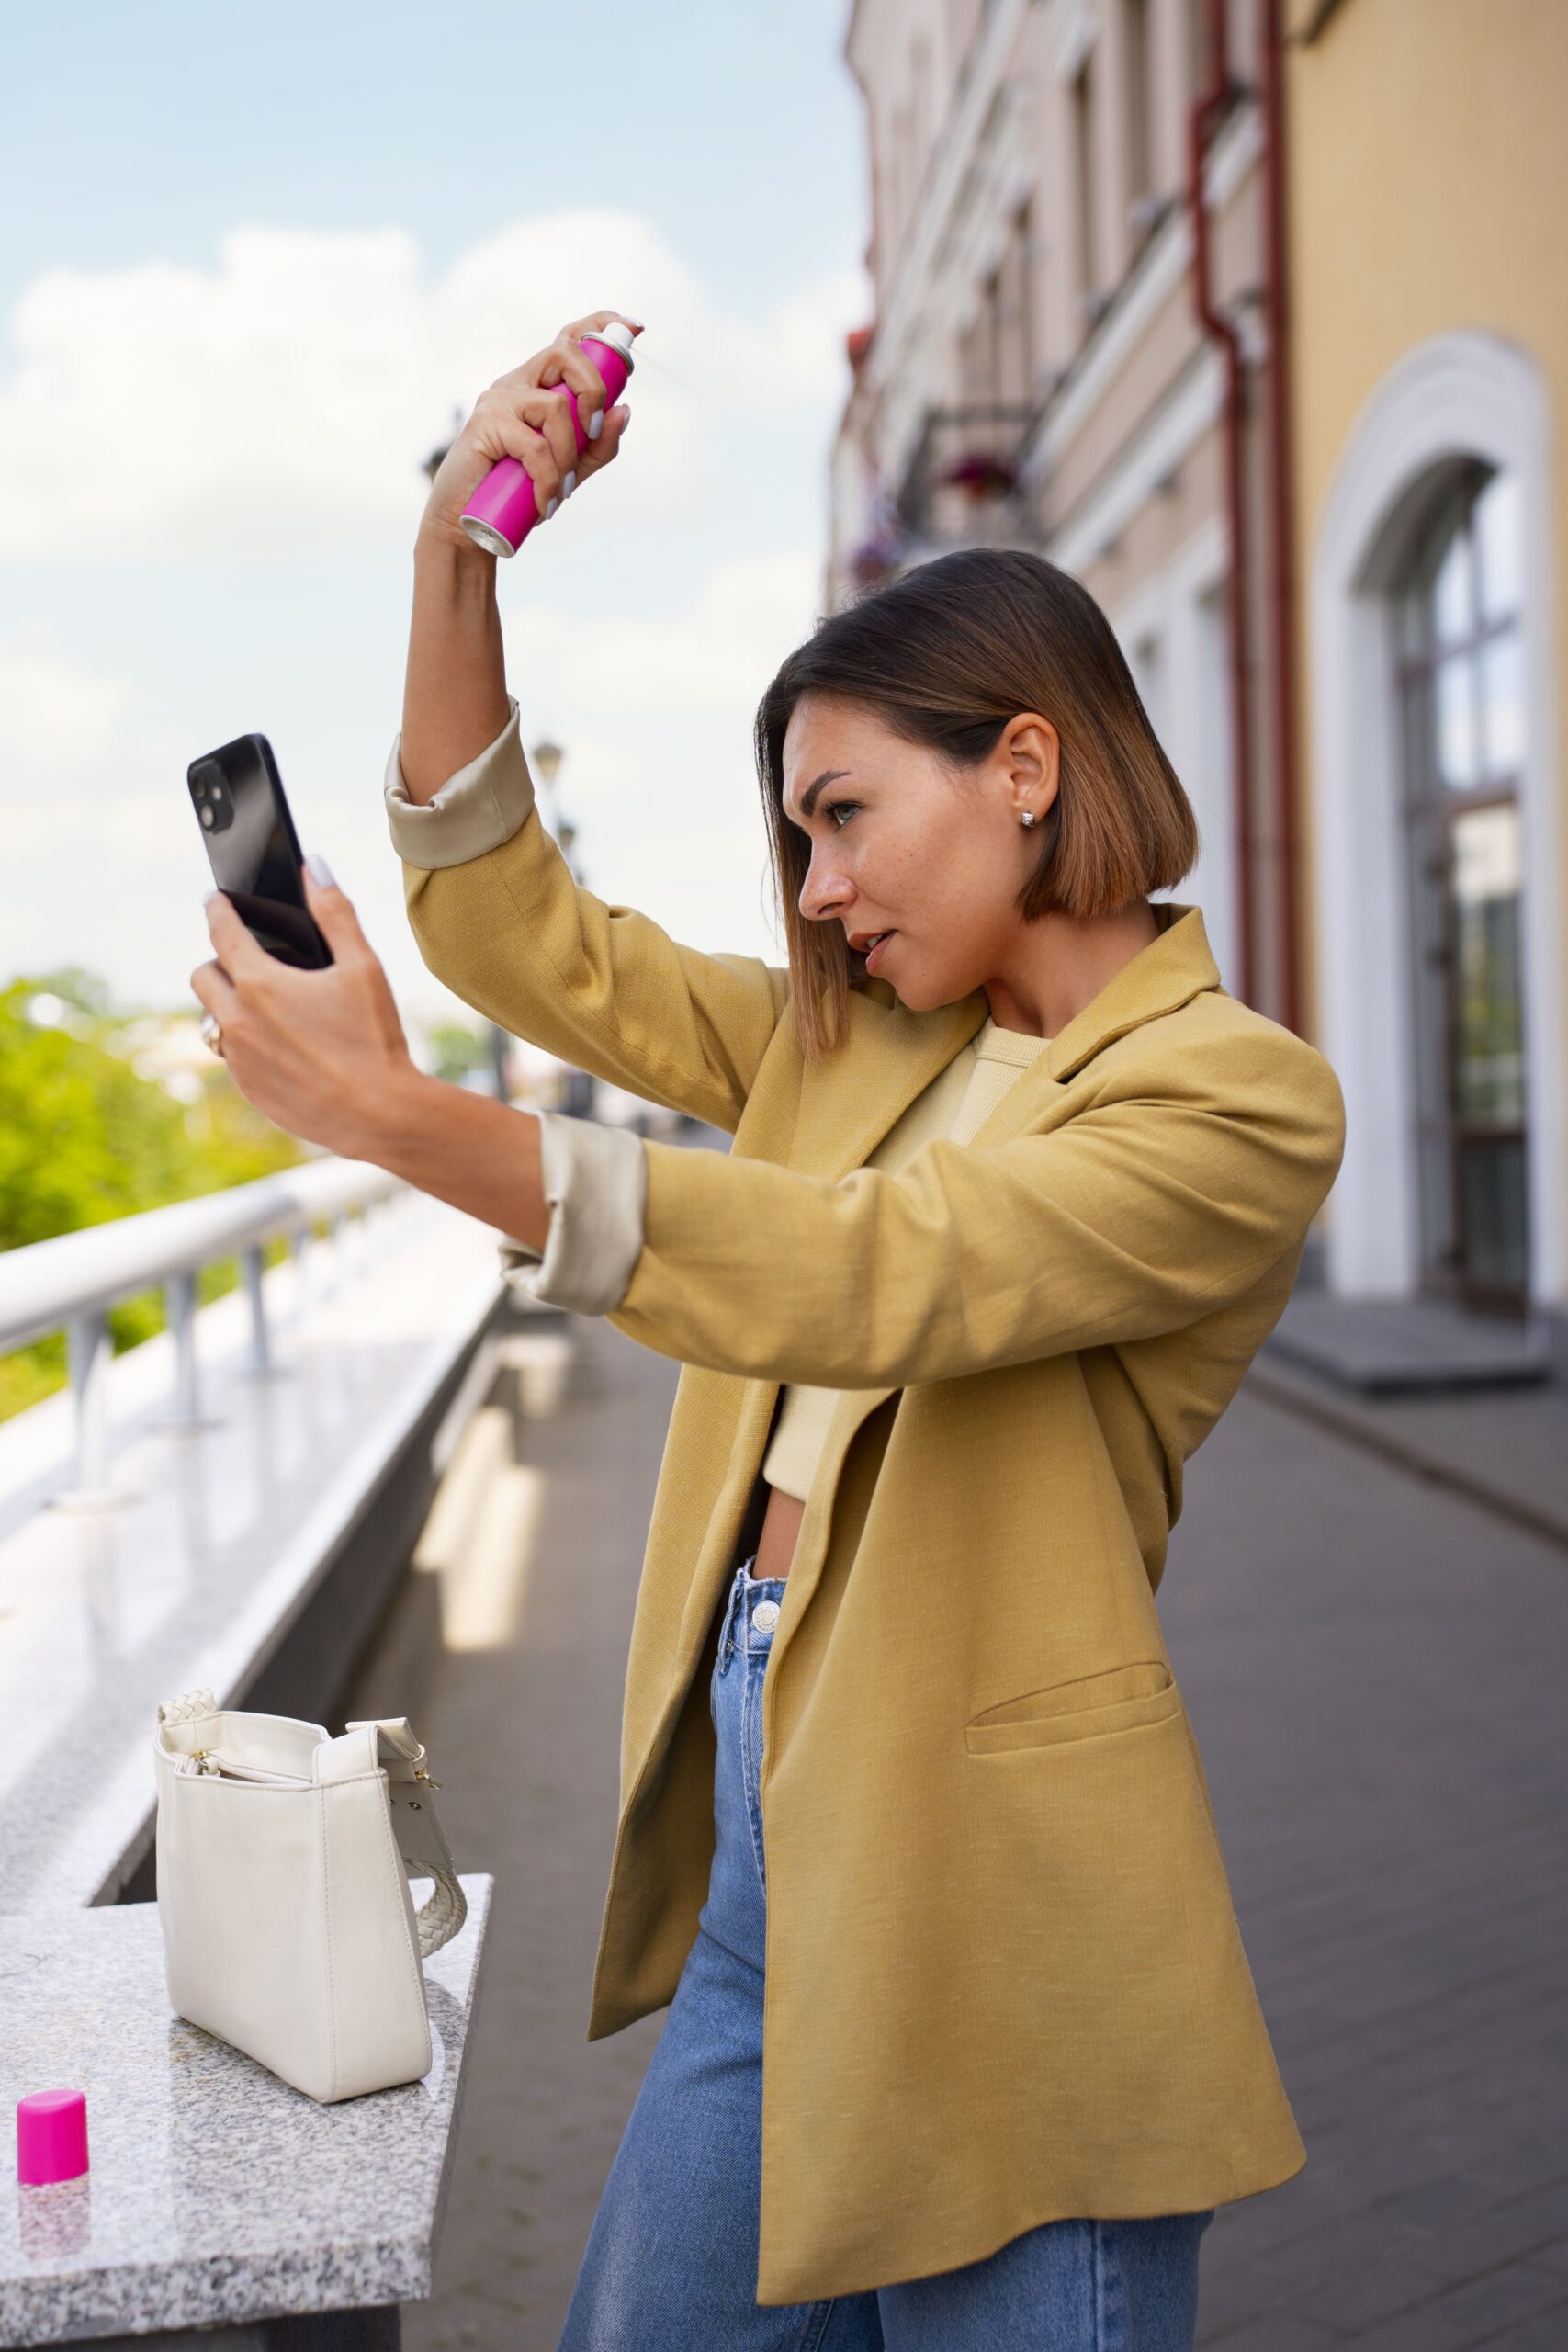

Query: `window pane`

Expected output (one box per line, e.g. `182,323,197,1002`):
1433,524,1474,646
1456,1136,1529,1297
1451,803,1526,1126
1436,655,1479,790
1475,469,1522,623
1479,631,1525,780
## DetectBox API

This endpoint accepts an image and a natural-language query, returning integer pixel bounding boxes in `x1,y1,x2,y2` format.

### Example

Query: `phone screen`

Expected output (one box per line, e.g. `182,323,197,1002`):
187,734,333,969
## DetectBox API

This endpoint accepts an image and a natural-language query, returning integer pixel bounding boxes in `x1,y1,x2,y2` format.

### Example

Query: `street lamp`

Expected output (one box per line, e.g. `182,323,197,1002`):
531,738,585,883
422,412,463,485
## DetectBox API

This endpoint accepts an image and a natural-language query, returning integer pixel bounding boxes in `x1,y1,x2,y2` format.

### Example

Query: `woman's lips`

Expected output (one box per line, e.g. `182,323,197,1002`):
865,931,895,975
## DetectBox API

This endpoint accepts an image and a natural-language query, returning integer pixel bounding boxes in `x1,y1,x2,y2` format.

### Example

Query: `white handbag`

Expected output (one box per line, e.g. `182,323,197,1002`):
152,1687,468,2104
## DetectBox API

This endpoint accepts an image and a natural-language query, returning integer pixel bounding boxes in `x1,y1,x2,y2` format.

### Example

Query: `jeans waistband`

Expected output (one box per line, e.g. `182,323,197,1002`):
719,1555,788,1658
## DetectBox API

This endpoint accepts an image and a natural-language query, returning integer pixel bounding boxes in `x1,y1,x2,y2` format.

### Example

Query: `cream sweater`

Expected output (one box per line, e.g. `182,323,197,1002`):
760,1019,1051,1499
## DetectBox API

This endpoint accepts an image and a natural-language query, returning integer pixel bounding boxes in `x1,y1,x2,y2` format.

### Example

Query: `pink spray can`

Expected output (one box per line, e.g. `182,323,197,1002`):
459,321,637,559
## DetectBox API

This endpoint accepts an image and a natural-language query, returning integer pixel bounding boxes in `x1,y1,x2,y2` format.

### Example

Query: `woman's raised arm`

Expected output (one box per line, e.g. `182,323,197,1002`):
389,312,791,1131
400,533,512,800
400,308,638,792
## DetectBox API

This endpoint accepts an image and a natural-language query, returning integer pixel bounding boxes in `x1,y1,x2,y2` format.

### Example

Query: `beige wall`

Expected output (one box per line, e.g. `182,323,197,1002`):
1289,0,1568,1019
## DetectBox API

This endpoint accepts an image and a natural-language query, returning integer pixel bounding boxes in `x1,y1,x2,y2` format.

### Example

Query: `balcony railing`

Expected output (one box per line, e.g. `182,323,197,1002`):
894,400,1045,552
0,1159,403,1504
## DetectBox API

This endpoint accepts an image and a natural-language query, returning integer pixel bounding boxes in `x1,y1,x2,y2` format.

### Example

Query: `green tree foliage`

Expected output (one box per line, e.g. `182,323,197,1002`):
425,1021,491,1084
0,975,306,1421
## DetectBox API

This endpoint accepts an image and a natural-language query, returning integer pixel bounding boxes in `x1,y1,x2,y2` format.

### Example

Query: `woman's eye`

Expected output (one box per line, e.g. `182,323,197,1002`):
826,800,860,828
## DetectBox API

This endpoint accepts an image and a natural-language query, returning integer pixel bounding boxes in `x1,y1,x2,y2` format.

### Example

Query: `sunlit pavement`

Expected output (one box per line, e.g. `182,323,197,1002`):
347,1323,1568,2352
340,1311,677,2352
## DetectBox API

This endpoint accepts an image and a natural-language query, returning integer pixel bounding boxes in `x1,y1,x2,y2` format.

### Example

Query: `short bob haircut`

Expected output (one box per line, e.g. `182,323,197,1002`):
753,548,1199,1061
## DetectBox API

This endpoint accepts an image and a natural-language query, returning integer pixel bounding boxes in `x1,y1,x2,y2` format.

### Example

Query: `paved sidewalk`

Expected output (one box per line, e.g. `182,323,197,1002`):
341,1314,678,2352
348,1322,1568,2352
1251,1344,1568,1554
1167,1379,1568,2349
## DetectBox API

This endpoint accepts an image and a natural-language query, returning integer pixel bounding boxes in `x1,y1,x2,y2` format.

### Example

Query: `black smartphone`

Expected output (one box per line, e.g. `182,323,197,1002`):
186,732,333,969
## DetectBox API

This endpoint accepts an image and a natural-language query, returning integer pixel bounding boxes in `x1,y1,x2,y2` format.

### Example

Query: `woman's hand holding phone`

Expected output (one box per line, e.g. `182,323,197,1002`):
191,865,418,1160
192,865,558,1263
418,310,642,560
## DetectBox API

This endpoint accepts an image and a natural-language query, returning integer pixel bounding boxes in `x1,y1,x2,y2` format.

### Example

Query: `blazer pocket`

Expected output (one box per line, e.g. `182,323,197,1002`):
964,1660,1180,1756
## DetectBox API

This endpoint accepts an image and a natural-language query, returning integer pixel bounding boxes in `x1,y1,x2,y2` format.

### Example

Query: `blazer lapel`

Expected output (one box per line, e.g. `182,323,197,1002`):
671,997,986,1685
786,984,988,1182
775,906,1225,1628
771,893,1222,1618
1046,902,1221,1083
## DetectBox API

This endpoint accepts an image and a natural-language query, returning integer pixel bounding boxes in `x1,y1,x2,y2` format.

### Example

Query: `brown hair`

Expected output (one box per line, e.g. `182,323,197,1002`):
753,548,1199,1060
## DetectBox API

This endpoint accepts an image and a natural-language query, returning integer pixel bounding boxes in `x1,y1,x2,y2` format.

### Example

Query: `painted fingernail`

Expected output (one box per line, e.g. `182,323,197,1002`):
562,469,577,499
588,409,604,441
305,852,336,888
544,495,559,519
202,888,220,907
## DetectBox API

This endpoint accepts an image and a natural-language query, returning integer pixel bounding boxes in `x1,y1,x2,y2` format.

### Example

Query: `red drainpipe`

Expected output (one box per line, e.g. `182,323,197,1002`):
1186,0,1257,1009
1259,0,1303,1036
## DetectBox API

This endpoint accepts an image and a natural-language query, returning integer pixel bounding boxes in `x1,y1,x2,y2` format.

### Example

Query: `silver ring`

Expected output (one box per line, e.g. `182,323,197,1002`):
199,1011,223,1056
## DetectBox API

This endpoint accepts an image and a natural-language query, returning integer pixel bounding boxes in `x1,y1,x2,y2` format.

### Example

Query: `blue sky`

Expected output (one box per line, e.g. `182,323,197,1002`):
0,0,868,1023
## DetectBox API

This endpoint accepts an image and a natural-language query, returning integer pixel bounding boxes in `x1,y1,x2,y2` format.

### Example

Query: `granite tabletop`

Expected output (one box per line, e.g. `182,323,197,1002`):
0,1874,493,2349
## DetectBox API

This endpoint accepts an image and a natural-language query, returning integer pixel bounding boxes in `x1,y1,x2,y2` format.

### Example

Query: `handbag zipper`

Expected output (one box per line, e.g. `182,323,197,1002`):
175,1747,439,1790
176,1749,310,1785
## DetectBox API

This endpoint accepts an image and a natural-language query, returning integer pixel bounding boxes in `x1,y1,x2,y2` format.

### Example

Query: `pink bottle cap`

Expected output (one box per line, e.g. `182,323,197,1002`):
17,2089,89,2185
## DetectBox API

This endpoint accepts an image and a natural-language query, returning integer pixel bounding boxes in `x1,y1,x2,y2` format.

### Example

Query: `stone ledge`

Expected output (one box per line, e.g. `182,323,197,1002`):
0,1875,493,2351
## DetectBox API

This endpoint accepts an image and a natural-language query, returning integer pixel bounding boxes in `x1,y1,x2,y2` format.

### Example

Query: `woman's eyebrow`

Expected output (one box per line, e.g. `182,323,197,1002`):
793,768,852,822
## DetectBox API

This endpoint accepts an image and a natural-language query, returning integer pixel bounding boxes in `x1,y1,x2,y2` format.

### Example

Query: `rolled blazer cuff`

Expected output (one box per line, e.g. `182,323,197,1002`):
384,696,536,869
498,1109,649,1317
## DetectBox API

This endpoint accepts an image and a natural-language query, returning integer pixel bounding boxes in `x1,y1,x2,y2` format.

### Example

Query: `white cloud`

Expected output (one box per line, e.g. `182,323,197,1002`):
0,645,146,864
494,545,823,967
0,644,127,776
0,537,817,1010
0,214,863,559
0,214,863,1018
500,545,822,723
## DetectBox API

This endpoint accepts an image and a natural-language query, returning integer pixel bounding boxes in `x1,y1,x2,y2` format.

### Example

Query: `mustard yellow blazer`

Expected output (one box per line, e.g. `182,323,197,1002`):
397,764,1347,2306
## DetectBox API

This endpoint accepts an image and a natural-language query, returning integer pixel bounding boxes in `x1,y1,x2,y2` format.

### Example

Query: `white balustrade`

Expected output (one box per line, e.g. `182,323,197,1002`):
0,1159,404,1503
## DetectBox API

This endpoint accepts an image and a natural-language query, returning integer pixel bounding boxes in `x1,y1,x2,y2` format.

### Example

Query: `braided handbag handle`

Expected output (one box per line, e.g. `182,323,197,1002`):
344,1714,468,1958
158,1686,218,1726
408,1865,468,1958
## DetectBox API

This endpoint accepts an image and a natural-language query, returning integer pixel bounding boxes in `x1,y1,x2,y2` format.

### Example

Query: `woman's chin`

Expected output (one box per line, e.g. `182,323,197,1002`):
860,942,975,1012
884,968,952,1013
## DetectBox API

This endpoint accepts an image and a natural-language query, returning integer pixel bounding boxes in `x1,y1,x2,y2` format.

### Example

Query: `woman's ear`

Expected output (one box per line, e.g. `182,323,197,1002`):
1002,712,1060,827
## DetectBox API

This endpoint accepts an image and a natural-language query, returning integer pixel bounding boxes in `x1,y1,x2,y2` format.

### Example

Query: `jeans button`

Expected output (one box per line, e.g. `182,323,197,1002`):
752,1600,781,1632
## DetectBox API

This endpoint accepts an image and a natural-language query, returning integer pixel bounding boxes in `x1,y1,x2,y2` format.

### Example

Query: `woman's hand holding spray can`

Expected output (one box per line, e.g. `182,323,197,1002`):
418,311,641,560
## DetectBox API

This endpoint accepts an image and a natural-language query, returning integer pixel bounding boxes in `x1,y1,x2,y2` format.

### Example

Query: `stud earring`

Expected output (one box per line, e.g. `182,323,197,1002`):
1019,810,1037,828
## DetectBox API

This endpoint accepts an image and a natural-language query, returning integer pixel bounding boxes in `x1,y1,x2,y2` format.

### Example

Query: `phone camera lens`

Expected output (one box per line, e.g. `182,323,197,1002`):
190,757,234,833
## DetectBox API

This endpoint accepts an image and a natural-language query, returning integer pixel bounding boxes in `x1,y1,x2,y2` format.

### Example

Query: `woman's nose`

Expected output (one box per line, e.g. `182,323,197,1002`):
799,854,850,924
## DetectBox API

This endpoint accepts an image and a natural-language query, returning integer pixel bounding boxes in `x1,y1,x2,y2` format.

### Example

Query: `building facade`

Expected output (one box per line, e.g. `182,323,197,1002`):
832,0,1292,1036
1287,0,1566,1338
829,0,1567,1350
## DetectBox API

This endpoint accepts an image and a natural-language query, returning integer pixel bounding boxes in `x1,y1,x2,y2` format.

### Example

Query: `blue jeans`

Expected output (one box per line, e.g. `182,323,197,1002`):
559,1558,1216,2349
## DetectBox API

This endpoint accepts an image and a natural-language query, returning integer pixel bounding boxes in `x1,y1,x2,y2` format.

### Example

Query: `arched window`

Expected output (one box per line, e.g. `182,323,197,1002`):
1394,461,1529,1306
1307,332,1562,1312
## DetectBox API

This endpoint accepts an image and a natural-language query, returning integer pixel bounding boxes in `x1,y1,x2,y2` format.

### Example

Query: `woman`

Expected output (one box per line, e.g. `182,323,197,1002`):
193,310,1346,2349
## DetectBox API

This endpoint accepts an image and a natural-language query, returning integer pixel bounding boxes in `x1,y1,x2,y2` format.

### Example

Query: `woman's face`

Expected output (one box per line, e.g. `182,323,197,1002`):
780,692,1059,1012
